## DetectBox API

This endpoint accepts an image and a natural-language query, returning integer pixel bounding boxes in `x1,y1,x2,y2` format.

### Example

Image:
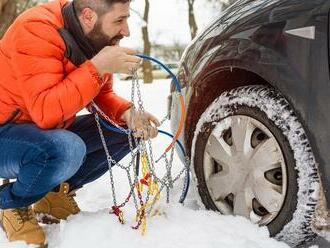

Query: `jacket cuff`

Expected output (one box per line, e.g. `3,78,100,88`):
84,60,104,87
116,102,133,125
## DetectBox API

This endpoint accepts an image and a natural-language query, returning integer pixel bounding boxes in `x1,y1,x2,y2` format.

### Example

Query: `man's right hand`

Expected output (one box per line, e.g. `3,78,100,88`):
91,46,141,77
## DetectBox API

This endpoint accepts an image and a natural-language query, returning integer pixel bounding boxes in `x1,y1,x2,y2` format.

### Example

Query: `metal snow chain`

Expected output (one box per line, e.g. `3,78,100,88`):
146,162,188,215
94,65,191,225
133,76,164,214
92,102,130,135
159,114,169,126
95,112,119,207
94,68,161,214
95,112,140,210
131,69,169,126
129,70,182,211
134,73,145,111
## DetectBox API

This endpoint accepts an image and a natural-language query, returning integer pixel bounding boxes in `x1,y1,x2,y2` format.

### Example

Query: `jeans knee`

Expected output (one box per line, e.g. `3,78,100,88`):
40,131,86,184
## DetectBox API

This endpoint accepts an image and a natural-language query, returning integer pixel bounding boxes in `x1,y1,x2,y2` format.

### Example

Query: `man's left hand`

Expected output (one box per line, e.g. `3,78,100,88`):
120,108,160,140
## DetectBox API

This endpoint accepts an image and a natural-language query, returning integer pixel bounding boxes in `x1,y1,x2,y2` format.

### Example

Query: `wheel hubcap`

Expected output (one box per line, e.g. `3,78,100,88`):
203,115,287,226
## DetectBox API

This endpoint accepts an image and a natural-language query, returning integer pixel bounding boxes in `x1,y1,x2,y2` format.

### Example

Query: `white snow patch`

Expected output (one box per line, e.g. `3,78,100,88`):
44,205,289,248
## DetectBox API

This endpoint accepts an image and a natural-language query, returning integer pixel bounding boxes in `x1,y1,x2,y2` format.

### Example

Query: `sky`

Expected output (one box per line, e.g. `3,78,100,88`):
121,0,219,49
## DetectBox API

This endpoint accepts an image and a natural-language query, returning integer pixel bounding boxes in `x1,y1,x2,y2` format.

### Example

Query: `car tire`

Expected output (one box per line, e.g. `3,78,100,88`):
192,85,320,246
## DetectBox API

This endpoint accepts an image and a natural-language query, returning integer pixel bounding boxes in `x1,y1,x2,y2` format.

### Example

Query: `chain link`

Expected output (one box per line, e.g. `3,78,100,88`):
159,114,169,126
95,113,119,206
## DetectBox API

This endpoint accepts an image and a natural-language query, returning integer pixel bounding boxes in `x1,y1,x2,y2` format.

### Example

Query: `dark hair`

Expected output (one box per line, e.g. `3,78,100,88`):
74,0,130,16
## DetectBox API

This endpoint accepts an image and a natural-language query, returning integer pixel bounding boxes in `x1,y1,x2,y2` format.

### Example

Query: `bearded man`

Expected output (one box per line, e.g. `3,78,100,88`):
0,0,159,246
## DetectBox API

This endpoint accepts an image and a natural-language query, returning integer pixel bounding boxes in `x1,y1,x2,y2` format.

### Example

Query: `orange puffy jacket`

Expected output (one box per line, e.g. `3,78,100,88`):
0,0,131,129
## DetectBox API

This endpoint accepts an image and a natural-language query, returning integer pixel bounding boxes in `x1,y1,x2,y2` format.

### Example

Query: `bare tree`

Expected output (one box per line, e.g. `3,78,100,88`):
141,0,153,83
186,0,237,40
0,0,39,38
0,0,17,38
221,0,237,9
187,0,198,39
152,40,187,62
207,0,238,10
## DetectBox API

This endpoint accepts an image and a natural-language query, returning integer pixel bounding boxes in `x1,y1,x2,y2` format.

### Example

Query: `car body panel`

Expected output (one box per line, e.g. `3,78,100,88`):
170,0,330,205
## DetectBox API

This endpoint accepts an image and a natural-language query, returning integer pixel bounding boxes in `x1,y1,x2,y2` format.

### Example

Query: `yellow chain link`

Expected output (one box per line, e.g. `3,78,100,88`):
119,211,125,224
141,153,149,177
141,216,147,235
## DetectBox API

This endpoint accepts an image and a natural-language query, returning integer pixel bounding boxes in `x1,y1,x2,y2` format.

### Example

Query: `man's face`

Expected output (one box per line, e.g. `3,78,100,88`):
86,2,130,53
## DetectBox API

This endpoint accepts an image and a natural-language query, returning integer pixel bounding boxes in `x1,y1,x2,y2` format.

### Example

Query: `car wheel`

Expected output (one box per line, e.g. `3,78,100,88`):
192,85,320,246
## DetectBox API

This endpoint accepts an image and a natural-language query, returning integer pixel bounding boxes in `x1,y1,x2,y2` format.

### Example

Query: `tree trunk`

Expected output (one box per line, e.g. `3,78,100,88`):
0,0,9,14
0,0,37,38
142,0,153,84
0,0,17,38
221,0,237,10
188,0,198,39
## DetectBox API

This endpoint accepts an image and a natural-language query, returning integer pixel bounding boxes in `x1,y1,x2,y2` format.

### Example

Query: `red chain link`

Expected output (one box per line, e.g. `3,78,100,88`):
109,190,133,224
132,189,146,230
140,173,151,186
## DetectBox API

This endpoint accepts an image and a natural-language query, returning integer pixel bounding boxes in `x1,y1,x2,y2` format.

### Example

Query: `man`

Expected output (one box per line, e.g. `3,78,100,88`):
0,0,159,246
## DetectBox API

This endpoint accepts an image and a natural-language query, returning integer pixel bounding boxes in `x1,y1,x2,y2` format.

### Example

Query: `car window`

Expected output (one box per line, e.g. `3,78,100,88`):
149,63,178,71
152,65,161,70
167,63,178,69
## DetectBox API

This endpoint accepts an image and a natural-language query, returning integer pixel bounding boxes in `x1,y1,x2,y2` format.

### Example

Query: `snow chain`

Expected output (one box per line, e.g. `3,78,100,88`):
93,69,190,235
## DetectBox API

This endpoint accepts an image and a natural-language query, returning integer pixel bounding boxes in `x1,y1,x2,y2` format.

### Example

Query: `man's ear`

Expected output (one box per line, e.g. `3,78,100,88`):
79,7,98,32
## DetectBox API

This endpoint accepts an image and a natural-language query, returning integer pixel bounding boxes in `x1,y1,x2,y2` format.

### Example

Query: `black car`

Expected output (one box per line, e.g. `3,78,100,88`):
169,0,330,246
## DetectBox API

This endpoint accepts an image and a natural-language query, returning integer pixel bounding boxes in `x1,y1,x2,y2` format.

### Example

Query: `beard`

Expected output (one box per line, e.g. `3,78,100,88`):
86,20,124,54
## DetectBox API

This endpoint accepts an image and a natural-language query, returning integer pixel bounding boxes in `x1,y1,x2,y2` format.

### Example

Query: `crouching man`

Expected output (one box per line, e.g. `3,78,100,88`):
0,0,159,246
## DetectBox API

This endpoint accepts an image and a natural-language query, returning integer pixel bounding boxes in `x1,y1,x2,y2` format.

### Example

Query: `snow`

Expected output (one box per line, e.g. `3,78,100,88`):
0,80,290,248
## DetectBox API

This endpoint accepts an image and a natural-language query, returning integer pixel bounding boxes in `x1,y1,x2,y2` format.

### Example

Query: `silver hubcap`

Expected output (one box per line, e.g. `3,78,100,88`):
203,115,287,225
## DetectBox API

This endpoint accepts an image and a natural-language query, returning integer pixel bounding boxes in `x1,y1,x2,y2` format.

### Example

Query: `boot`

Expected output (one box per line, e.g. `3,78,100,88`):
0,206,46,246
34,183,80,223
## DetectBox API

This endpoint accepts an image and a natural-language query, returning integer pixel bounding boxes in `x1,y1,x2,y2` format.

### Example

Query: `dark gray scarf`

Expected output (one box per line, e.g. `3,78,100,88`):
61,2,96,62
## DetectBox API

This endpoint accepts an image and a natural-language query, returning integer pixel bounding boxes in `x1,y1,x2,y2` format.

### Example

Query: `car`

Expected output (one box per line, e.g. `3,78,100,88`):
119,62,178,80
169,0,330,246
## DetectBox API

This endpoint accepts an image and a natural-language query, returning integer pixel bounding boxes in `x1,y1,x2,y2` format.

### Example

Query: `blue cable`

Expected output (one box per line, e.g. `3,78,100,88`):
98,117,127,134
99,118,186,158
136,54,182,94
158,130,185,156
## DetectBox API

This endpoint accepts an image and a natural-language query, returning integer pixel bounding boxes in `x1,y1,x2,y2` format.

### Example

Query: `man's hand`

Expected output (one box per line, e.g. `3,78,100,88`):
91,46,141,76
121,108,160,140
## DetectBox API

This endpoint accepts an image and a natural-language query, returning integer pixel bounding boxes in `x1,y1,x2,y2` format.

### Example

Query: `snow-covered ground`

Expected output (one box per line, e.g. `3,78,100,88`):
0,78,291,248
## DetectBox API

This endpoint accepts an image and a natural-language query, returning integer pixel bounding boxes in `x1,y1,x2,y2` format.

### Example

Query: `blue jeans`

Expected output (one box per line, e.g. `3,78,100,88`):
0,114,132,209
